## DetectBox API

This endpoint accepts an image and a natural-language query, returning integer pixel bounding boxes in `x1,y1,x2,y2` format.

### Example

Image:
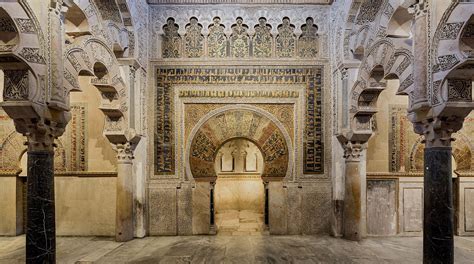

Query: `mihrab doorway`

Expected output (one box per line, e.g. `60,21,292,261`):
214,138,268,235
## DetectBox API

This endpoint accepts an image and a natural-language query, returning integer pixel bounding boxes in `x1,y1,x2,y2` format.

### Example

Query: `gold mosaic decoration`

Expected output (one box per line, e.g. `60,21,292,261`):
154,66,324,175
189,109,288,178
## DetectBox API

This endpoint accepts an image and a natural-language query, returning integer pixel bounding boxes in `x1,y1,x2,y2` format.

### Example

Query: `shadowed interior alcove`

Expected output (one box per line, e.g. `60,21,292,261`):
214,138,266,235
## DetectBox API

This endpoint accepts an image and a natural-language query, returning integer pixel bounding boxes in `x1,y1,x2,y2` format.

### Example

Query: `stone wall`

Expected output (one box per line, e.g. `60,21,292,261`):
0,76,117,236
365,79,474,237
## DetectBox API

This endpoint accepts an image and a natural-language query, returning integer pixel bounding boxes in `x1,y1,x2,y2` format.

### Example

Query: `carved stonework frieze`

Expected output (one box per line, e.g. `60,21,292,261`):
399,74,414,92
438,22,464,40
447,79,472,102
298,18,319,58
431,80,442,105
3,70,29,101
276,17,296,58
230,18,249,58
14,18,35,34
253,18,272,58
18,47,45,64
162,18,181,58
184,17,204,58
433,54,460,73
355,0,383,25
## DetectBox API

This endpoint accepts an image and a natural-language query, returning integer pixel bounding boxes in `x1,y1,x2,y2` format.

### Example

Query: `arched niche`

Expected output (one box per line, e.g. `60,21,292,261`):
64,2,91,40
386,6,412,39
187,106,291,181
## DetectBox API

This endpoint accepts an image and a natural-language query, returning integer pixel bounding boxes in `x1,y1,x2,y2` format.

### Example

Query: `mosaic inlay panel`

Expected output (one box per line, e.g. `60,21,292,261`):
154,66,324,175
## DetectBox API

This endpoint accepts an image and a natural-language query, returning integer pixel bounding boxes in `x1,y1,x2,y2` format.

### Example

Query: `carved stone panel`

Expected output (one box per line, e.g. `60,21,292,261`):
230,18,249,58
276,18,296,58
298,18,319,58
253,18,272,58
184,18,204,58
207,17,227,58
162,18,181,58
3,70,29,101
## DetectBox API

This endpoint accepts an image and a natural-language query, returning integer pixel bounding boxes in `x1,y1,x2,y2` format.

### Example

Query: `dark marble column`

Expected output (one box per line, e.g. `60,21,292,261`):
424,147,453,264
26,151,55,264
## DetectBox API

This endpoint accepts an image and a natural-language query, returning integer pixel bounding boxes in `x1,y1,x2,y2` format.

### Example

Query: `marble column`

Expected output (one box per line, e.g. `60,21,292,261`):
115,143,134,242
342,141,365,241
24,127,59,264
421,118,460,264
424,147,453,263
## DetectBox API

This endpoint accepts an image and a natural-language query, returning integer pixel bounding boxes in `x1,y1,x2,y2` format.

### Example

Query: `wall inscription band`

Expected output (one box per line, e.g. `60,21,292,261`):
179,90,300,98
154,66,324,175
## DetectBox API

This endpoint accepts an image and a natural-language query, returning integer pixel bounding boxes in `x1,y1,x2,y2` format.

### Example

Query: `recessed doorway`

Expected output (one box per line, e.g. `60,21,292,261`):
214,138,267,235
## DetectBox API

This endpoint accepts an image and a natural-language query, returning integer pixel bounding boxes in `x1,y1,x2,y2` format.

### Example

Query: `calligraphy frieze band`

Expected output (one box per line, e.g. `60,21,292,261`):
154,66,324,175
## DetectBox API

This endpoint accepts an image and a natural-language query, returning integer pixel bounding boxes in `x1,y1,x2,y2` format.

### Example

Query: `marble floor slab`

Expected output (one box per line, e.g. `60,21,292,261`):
1,235,474,263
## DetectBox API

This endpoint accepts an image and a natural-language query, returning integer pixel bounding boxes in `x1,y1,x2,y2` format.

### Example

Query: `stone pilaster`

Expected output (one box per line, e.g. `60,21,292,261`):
420,116,463,264
115,142,135,242
342,141,365,241
410,0,429,109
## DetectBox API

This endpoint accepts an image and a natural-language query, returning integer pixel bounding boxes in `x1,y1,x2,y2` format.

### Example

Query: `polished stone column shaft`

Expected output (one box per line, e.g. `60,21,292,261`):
26,151,55,264
342,141,365,241
424,147,454,264
116,143,134,242
343,159,362,240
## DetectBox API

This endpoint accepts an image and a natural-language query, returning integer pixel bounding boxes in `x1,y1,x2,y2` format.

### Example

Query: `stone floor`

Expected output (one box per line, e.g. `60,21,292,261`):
215,210,266,236
1,235,474,263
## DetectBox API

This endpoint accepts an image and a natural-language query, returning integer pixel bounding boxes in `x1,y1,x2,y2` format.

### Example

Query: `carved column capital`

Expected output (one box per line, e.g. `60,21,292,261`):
343,141,364,162
21,119,65,152
419,116,464,148
115,142,135,164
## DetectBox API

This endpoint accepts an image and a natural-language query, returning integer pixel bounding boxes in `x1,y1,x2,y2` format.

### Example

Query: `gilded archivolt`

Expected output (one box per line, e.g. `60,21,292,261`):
184,104,294,145
189,109,289,178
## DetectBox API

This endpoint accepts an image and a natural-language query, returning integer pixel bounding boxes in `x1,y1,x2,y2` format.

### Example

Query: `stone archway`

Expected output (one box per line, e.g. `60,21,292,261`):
187,105,292,181
186,105,292,235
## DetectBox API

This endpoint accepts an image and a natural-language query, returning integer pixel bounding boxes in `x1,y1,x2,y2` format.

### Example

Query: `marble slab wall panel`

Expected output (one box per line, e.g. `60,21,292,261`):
301,182,331,234
177,183,193,235
268,181,287,234
286,185,302,235
457,178,474,236
149,187,178,235
366,179,397,236
398,179,423,235
192,182,211,234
